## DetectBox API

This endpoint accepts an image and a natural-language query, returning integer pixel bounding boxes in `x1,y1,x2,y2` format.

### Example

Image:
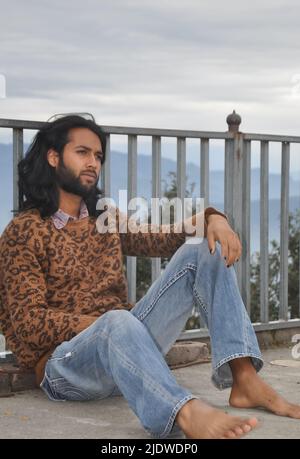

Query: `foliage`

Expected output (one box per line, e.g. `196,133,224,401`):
250,209,300,321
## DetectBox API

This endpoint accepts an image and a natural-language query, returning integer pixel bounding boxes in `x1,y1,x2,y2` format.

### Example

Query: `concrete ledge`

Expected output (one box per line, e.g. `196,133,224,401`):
0,364,37,395
190,326,300,352
165,341,210,369
256,327,300,349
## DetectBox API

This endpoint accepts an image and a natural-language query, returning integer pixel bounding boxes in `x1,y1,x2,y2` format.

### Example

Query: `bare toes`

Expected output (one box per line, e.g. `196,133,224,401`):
242,424,251,433
224,429,238,439
245,417,259,429
233,426,244,436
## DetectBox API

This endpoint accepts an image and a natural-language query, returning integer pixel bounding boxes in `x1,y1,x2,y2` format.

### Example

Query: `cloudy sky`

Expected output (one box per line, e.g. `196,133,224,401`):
1,0,300,137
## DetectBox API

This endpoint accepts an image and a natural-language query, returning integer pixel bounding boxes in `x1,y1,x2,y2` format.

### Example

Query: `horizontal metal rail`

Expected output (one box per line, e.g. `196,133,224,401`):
2,117,300,142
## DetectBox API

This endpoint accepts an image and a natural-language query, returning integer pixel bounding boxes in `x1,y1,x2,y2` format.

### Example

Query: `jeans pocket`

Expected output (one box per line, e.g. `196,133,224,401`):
51,377,93,401
40,375,67,402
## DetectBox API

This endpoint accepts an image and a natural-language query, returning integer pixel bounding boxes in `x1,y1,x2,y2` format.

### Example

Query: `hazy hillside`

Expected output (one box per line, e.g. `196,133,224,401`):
1,144,299,252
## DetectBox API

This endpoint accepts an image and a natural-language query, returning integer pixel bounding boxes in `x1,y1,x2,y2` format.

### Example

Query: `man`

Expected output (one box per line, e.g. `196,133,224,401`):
0,115,299,440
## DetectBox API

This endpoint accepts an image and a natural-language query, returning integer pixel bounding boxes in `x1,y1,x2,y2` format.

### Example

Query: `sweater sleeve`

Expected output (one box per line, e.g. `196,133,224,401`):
118,206,227,257
1,223,96,353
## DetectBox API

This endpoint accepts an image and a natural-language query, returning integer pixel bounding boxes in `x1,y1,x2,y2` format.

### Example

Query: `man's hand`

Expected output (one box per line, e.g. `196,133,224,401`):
206,214,242,267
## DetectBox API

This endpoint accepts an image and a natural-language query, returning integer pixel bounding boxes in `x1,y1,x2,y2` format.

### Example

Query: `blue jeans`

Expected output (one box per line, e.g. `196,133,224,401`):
40,239,263,438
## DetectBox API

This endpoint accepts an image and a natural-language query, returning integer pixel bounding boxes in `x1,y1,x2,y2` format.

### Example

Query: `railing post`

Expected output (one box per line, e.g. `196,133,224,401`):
279,142,290,320
200,139,209,208
0,334,6,357
225,111,250,310
177,137,186,218
260,141,269,323
13,128,24,214
151,136,162,283
127,135,137,303
242,139,251,315
100,134,111,197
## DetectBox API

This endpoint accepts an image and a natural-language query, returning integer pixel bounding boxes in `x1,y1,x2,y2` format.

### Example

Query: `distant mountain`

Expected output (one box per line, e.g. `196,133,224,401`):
0,144,299,252
109,151,300,203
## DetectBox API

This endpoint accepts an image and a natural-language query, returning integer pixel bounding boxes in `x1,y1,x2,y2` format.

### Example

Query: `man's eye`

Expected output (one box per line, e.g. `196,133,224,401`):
77,150,87,154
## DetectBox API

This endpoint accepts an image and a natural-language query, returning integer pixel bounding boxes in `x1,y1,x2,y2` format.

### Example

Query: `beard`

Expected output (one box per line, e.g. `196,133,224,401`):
55,157,98,200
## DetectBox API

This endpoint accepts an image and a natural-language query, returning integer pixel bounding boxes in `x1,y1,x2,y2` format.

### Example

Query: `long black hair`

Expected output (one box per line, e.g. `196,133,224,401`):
18,115,107,218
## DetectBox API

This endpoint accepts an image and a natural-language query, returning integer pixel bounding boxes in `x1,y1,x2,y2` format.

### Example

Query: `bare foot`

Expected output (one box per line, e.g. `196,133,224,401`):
229,367,300,419
176,399,258,439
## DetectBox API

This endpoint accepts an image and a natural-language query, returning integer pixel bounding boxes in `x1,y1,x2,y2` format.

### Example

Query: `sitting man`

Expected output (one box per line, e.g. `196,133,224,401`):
0,115,299,440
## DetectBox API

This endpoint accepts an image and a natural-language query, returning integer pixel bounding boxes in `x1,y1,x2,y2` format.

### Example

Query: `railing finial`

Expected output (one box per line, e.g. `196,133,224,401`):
226,110,242,133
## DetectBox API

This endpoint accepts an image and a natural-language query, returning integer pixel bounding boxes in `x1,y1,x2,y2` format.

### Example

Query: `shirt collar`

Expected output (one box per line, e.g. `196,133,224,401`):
51,201,89,229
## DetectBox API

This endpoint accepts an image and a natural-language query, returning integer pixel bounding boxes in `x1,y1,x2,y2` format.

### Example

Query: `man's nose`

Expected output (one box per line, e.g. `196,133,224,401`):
86,154,98,169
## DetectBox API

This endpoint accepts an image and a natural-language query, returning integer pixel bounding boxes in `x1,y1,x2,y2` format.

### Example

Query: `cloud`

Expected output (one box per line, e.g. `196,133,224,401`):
0,0,300,140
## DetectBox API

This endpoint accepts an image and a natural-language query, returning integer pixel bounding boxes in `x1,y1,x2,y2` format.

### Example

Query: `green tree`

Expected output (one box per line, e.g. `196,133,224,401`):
250,209,300,322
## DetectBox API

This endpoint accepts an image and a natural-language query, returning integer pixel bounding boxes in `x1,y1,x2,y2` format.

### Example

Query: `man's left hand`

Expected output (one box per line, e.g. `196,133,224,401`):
206,215,242,267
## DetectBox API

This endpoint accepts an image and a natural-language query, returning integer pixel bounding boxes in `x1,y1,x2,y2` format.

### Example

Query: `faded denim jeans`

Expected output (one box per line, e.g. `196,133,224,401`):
40,239,263,439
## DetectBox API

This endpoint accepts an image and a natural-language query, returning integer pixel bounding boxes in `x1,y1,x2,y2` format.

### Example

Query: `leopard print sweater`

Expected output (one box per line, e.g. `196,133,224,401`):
0,208,184,369
0,206,224,370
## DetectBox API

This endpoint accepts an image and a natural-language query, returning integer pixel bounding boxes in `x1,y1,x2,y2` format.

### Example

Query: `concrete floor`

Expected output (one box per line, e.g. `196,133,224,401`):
0,347,300,439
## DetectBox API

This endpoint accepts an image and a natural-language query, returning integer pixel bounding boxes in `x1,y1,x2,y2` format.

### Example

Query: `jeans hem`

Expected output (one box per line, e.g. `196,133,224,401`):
212,352,264,390
148,394,197,439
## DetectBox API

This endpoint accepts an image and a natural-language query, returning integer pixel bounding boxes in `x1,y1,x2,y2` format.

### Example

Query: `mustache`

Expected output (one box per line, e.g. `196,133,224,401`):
80,170,97,178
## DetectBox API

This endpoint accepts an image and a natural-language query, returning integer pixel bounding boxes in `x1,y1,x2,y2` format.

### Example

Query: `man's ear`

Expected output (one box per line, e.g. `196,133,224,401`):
47,149,59,168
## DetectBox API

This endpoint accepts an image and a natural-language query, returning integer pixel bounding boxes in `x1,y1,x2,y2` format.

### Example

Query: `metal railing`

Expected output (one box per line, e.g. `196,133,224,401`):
0,112,300,348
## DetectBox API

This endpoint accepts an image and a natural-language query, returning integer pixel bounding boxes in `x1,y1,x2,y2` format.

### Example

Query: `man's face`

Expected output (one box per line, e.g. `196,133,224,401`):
55,127,103,199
